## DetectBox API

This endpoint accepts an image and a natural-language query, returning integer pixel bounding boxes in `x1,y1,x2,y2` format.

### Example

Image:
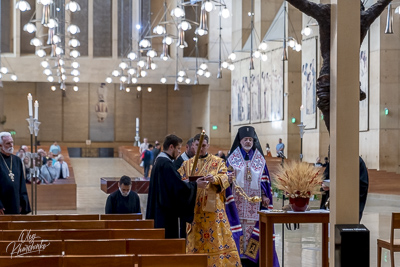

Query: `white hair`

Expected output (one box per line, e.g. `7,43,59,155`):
0,132,11,145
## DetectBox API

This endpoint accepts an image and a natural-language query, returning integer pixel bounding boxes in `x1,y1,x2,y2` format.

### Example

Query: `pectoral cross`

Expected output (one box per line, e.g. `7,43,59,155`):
9,172,14,182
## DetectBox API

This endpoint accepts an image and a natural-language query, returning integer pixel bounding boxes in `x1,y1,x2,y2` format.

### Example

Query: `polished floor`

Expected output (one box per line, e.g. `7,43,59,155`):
37,158,399,266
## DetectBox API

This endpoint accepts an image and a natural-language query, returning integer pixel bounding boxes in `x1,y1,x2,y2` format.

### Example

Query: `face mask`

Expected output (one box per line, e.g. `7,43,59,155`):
119,187,129,197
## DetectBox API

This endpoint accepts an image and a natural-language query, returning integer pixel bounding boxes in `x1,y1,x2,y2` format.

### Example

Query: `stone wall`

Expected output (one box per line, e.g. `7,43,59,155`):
0,82,211,146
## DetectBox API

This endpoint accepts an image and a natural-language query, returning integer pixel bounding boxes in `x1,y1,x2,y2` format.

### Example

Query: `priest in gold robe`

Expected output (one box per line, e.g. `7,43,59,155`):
178,133,241,267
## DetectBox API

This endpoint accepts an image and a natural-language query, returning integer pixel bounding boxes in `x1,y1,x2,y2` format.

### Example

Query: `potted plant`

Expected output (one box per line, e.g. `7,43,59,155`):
273,161,324,211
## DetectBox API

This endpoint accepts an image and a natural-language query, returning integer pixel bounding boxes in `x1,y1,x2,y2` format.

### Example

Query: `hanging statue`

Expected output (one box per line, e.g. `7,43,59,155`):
286,0,392,132
95,83,109,123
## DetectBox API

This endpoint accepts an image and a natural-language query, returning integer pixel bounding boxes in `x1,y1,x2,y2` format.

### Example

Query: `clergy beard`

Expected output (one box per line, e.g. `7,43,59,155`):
2,147,14,154
119,188,129,197
242,145,252,152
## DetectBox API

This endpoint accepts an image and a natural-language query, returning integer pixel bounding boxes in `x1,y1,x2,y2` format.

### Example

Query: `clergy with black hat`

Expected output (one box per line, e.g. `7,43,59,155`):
225,126,279,266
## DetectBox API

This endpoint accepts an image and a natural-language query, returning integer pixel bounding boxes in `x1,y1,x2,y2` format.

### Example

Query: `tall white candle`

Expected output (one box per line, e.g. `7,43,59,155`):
34,100,39,120
27,93,33,117
300,105,304,123
136,117,139,131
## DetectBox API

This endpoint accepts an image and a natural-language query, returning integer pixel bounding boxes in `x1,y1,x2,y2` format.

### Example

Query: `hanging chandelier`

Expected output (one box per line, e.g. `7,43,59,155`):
17,0,82,91
105,0,233,89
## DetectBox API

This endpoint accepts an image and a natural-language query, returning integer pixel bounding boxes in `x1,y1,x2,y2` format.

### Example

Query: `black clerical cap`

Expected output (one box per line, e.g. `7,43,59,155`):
238,126,256,139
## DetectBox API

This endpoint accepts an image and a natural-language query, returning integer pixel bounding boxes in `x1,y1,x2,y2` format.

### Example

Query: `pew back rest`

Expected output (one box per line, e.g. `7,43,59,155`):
126,239,186,254
100,214,142,220
0,214,142,221
0,240,62,256
63,255,135,267
0,215,57,221
0,219,153,230
56,214,98,220
0,255,62,266
138,254,208,267
64,239,126,255
0,229,165,240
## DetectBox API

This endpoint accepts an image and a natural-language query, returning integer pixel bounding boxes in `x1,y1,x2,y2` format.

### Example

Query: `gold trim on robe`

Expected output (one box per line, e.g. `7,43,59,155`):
179,154,242,267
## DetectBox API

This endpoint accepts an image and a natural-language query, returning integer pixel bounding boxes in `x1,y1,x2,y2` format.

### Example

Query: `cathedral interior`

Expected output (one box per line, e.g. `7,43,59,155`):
1,0,400,266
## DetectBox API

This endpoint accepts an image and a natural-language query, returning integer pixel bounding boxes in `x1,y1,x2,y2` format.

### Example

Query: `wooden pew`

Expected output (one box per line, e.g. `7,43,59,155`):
64,239,126,255
0,214,142,221
56,214,99,220
0,255,136,267
0,219,154,230
126,239,186,255
63,239,186,257
0,240,62,256
63,255,135,266
138,254,208,267
99,214,142,220
0,239,186,258
0,229,165,241
0,255,62,267
0,215,58,221
119,146,144,175
127,239,186,263
22,145,77,211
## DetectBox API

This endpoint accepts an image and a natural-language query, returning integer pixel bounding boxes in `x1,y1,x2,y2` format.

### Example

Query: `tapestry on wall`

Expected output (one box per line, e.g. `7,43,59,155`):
261,48,284,122
232,59,251,125
89,83,115,141
301,37,317,129
250,60,261,123
359,32,369,132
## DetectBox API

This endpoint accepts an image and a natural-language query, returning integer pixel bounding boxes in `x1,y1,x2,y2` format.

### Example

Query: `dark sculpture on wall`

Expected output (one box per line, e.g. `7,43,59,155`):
286,0,392,132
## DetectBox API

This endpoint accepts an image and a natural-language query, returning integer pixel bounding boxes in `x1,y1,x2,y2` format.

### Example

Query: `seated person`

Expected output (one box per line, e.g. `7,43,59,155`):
23,156,31,183
23,156,46,184
16,148,26,162
37,148,47,166
49,141,61,156
40,159,57,183
53,154,69,179
105,175,141,214
47,152,56,165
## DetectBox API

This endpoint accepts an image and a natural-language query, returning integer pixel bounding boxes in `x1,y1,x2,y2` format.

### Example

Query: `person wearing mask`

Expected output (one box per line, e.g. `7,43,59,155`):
105,175,141,214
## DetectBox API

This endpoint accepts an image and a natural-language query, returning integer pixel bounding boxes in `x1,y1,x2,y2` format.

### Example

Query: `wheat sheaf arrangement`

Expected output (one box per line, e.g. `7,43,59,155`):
273,161,325,198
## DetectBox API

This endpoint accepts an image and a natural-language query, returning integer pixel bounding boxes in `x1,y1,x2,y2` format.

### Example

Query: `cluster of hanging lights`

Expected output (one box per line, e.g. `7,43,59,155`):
106,0,231,90
17,0,82,91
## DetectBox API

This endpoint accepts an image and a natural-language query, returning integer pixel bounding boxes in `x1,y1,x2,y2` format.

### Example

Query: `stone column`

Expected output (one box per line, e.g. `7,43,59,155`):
286,4,302,161
112,0,118,59
330,0,360,265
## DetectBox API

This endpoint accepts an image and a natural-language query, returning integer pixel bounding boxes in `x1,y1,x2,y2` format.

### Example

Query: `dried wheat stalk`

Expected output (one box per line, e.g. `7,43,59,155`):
273,161,324,198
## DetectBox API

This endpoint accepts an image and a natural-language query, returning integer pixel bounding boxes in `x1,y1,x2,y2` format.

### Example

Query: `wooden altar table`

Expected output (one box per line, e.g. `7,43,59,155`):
258,210,329,267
